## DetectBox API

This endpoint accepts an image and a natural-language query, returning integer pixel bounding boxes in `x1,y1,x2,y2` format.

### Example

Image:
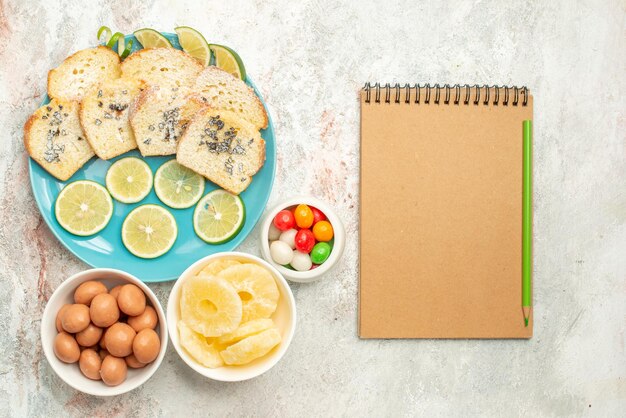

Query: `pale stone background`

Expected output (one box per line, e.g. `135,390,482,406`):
0,0,624,416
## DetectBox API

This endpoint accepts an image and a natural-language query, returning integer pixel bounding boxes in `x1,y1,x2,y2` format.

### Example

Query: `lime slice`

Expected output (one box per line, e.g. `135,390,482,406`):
121,204,177,258
175,26,211,66
134,28,173,49
55,180,113,236
193,189,245,244
210,44,246,80
154,160,205,209
105,157,153,203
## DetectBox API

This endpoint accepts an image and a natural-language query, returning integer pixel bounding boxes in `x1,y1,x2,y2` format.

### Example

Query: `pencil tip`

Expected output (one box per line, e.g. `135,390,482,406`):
522,306,531,326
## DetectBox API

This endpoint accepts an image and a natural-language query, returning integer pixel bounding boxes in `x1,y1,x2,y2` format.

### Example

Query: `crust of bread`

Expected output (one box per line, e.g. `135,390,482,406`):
23,111,50,175
121,46,202,70
78,98,97,157
120,47,203,88
47,46,121,101
194,66,268,130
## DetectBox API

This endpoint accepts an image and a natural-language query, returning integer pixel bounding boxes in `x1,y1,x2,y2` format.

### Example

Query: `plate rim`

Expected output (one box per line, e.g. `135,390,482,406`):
27,32,276,282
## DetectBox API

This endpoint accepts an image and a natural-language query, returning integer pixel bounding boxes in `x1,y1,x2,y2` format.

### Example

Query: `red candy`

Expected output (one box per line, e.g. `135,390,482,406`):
311,207,326,224
273,210,295,231
294,229,315,253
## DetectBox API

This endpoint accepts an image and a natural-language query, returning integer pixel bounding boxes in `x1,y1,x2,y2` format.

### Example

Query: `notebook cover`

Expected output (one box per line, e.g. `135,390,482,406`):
359,87,533,339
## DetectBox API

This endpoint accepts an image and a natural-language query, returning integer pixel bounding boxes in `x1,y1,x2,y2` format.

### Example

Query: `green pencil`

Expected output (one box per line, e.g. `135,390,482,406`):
522,120,532,326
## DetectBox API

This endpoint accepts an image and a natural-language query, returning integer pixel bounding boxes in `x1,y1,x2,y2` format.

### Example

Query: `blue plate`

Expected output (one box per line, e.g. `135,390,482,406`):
28,33,275,282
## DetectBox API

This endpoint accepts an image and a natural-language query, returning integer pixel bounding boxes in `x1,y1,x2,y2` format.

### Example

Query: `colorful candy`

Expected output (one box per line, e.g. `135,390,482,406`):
312,220,333,242
295,229,315,253
310,242,331,264
273,210,295,231
279,229,298,249
268,223,281,241
294,204,314,229
291,250,313,271
311,206,326,224
268,204,335,271
270,240,293,265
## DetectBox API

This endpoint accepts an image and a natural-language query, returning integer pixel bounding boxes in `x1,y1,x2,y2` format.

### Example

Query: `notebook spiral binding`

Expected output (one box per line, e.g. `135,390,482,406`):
363,83,529,106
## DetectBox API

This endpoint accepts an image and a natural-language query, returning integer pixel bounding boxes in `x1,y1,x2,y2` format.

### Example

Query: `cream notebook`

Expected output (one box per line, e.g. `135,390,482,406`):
359,84,533,339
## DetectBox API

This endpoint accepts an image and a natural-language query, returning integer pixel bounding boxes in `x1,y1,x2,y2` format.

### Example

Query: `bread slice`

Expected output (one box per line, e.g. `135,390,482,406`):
193,66,268,130
120,47,203,89
176,109,266,195
24,99,95,181
79,78,143,160
129,86,207,156
48,46,121,102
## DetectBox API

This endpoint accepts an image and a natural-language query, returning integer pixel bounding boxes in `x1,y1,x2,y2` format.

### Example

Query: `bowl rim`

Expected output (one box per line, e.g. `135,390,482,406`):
259,196,345,283
167,251,297,382
40,268,168,397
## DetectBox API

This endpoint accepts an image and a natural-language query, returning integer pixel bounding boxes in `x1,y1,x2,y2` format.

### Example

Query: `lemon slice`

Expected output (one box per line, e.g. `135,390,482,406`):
193,189,245,244
210,44,246,80
55,180,113,236
122,204,177,258
175,26,211,66
133,28,172,49
105,157,153,203
154,160,205,209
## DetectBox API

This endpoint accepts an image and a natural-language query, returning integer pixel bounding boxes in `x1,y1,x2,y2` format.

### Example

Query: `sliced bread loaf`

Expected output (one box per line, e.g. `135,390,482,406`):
79,78,143,160
24,99,95,181
176,109,266,195
48,46,121,102
193,66,268,130
120,47,203,89
130,86,207,156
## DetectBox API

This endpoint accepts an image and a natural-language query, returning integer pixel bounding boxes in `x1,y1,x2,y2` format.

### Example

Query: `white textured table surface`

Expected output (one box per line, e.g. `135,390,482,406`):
1,0,625,416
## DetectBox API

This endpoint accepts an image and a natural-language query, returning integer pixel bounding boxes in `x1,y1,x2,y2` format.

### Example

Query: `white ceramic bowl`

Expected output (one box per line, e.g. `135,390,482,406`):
260,196,345,283
167,252,296,382
41,268,168,396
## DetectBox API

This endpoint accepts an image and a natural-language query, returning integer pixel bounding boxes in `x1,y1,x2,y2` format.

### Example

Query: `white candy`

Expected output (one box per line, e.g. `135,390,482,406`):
291,250,313,271
279,228,298,249
268,223,281,241
270,240,293,265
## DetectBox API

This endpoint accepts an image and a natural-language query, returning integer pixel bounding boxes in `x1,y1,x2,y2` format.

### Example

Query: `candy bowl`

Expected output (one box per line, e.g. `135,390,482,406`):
260,196,346,283
40,268,168,397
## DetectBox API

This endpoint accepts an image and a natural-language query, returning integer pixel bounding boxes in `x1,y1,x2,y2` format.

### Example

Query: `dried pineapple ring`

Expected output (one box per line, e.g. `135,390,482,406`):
180,276,242,337
196,259,241,278
217,318,274,346
220,328,282,366
178,320,223,368
218,264,279,322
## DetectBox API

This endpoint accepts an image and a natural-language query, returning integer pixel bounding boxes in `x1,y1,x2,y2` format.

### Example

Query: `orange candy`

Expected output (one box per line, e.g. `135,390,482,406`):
294,204,314,228
313,220,333,242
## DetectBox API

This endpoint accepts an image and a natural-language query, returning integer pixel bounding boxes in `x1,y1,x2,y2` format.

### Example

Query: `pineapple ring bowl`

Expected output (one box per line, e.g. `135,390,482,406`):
167,252,296,381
